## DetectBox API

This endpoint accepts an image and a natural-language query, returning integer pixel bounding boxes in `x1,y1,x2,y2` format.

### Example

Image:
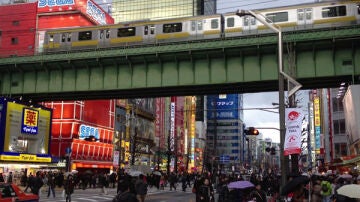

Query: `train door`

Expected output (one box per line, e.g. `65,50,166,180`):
60,32,72,51
297,8,313,28
190,20,203,40
99,29,110,48
143,25,155,43
242,15,257,32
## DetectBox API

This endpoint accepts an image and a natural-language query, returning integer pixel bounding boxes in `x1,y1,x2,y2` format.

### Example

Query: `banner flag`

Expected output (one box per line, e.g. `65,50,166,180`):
284,108,304,156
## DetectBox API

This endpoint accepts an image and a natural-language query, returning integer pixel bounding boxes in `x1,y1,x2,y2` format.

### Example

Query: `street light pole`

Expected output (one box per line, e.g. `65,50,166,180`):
236,9,288,188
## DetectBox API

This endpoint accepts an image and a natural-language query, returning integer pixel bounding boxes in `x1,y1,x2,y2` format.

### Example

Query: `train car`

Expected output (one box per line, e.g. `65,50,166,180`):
43,1,360,53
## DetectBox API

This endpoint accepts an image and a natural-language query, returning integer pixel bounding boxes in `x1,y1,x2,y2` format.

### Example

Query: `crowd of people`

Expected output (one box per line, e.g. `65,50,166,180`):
2,168,360,202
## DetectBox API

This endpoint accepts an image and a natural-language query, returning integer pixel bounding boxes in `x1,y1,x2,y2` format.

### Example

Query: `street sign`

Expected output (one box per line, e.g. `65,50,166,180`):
220,155,230,163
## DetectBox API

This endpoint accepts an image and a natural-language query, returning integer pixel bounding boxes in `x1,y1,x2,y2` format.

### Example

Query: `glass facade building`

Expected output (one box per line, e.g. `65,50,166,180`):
112,0,216,23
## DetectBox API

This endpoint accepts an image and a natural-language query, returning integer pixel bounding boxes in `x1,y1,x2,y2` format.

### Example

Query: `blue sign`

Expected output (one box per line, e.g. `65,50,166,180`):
21,108,39,135
79,124,99,139
220,155,230,163
207,94,239,120
86,0,106,25
38,0,75,8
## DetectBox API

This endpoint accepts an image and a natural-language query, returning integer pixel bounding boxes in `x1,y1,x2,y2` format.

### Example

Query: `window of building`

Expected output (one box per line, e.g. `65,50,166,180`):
333,119,346,134
117,27,136,37
335,143,348,157
49,35,54,42
322,6,346,18
266,12,289,23
12,21,20,26
332,97,344,112
11,37,18,44
78,31,92,41
211,19,219,29
227,17,235,27
163,23,182,33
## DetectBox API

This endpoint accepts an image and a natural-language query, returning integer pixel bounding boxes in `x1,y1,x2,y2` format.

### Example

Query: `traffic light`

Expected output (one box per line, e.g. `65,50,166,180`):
245,127,259,135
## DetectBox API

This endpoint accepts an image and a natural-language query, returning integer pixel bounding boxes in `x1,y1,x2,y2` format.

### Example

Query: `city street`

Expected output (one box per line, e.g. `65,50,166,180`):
37,186,196,202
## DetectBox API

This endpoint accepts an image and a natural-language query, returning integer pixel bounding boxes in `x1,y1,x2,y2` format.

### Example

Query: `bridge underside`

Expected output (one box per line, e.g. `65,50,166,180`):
0,26,360,101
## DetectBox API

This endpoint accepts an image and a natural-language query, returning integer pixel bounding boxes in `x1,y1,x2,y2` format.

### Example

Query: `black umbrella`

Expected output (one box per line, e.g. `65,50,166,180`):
281,175,310,196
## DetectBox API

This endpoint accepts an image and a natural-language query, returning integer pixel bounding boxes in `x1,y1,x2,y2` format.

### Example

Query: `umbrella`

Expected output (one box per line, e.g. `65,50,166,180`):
152,171,161,176
281,175,310,195
129,170,143,177
227,180,254,189
84,170,93,175
338,174,353,179
336,184,360,198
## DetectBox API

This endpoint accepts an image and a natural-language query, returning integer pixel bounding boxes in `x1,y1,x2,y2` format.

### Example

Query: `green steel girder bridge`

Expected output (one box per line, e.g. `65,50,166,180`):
0,25,360,101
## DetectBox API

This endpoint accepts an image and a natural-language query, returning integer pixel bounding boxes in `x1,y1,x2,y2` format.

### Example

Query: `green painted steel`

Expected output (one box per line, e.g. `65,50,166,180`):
0,25,359,100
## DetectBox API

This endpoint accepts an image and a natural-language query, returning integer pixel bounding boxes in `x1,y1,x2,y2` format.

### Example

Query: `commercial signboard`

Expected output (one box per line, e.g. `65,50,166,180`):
0,98,52,163
313,97,321,154
284,108,304,156
206,94,239,120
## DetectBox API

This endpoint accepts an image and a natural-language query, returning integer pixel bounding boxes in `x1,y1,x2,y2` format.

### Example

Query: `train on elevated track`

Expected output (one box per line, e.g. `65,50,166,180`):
43,0,360,52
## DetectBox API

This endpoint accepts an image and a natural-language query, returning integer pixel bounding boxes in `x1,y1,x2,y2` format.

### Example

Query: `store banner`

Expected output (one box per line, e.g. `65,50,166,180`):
284,108,304,156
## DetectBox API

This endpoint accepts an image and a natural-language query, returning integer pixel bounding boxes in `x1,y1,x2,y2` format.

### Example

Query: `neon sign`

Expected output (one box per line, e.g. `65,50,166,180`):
79,124,100,139
21,108,39,135
86,0,106,25
38,0,75,8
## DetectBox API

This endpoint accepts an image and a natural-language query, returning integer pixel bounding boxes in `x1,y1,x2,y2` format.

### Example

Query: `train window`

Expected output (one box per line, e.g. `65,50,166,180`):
67,33,71,42
227,17,235,27
191,21,196,31
61,34,66,42
106,30,110,38
100,30,104,39
144,26,148,35
358,4,360,14
265,12,288,23
322,6,346,18
78,31,92,41
150,26,155,34
198,21,203,30
306,8,312,20
243,16,256,26
118,27,136,37
11,37,18,44
49,35,54,42
297,9,304,21
163,23,182,33
211,19,219,29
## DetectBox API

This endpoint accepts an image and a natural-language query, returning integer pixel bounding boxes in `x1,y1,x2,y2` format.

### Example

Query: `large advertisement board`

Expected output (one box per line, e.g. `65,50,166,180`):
206,94,239,120
0,98,52,163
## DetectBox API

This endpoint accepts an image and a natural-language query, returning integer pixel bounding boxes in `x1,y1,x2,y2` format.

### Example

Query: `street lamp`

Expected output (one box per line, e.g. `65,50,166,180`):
236,9,288,188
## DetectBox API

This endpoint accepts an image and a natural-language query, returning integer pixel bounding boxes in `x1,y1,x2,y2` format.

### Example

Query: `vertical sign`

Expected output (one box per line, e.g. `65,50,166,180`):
113,151,119,166
21,108,39,135
170,97,176,152
284,108,304,156
313,97,321,154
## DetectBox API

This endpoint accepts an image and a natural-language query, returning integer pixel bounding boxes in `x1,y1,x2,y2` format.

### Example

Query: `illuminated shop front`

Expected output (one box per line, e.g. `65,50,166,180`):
0,97,52,181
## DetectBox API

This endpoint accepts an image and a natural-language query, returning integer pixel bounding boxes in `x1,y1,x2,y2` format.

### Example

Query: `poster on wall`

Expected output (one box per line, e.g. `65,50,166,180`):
0,98,52,163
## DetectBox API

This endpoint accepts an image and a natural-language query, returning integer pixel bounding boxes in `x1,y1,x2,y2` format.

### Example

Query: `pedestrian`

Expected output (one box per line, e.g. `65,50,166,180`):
64,174,75,202
199,178,214,202
135,174,148,202
47,172,56,198
24,173,33,192
181,173,187,192
218,177,229,202
99,173,108,194
113,180,138,202
311,182,323,202
7,172,13,183
169,172,177,191
0,173,4,183
249,182,267,202
31,172,44,196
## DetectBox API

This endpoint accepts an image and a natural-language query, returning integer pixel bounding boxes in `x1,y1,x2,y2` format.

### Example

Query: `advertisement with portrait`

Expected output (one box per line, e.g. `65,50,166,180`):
0,98,52,163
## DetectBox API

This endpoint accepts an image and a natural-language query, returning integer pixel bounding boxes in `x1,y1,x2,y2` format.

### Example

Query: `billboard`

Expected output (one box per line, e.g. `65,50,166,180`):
206,94,239,120
0,98,52,163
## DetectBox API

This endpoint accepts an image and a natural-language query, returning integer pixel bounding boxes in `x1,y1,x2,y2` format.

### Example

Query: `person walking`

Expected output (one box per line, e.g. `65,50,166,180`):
47,172,56,198
64,174,75,202
249,182,267,202
169,172,177,191
198,178,214,202
7,172,13,183
113,180,138,202
31,172,44,196
135,174,148,202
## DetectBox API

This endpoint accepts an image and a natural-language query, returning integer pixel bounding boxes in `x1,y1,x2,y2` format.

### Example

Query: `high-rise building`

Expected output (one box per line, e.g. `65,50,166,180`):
111,0,216,23
205,94,244,172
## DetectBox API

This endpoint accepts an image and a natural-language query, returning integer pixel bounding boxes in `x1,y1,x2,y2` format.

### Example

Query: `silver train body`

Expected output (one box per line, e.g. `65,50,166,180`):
43,1,360,52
